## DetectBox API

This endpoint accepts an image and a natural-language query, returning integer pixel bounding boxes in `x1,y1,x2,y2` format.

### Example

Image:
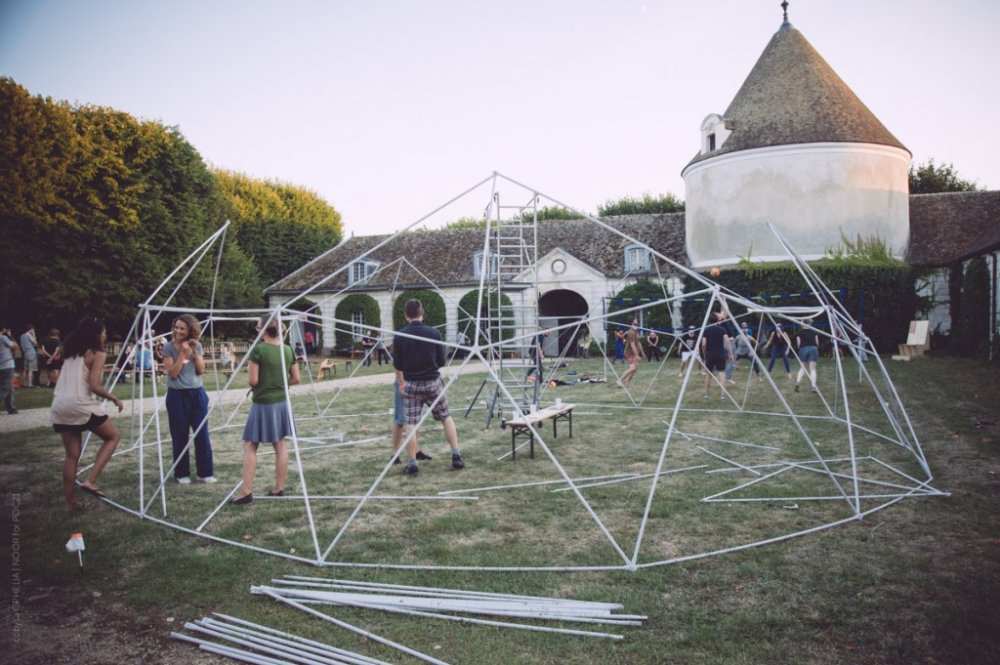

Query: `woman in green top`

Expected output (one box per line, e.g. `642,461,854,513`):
231,313,300,505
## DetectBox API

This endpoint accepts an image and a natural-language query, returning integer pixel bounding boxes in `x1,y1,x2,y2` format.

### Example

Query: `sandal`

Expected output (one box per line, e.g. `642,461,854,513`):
80,484,107,499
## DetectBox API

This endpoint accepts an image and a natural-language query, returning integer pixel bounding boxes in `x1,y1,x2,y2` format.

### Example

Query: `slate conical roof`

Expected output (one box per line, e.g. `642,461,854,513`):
685,20,908,169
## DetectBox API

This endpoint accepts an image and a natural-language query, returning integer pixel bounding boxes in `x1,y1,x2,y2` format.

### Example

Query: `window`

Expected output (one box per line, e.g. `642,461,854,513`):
351,310,365,340
349,260,380,285
473,251,498,278
624,243,650,273
708,133,716,151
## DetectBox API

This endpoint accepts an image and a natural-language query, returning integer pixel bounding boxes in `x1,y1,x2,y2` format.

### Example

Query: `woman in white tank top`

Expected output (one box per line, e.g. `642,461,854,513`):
50,317,123,510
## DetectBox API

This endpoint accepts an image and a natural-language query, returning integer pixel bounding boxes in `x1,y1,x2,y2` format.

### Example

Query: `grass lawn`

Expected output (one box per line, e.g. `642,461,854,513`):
1,356,998,664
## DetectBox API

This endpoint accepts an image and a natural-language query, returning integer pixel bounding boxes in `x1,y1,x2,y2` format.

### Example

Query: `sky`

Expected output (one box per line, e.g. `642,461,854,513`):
2,0,998,237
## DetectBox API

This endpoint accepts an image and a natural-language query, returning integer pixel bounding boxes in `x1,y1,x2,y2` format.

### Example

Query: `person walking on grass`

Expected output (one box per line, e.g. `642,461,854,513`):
618,321,646,388
701,312,732,400
393,299,464,475
794,318,820,393
231,313,301,505
163,314,215,485
50,317,123,510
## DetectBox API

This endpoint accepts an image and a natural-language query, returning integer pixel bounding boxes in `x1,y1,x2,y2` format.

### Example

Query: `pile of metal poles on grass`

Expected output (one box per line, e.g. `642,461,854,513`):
174,575,645,664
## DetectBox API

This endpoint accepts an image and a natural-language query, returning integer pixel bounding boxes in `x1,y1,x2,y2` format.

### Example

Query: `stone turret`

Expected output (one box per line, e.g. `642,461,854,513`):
682,9,911,267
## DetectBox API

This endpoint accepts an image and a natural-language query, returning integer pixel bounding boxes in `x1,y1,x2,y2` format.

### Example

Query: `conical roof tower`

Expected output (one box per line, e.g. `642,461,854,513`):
683,6,911,267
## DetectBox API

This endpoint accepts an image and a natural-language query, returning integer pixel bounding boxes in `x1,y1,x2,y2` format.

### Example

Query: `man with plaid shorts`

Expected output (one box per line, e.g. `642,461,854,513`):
393,299,464,475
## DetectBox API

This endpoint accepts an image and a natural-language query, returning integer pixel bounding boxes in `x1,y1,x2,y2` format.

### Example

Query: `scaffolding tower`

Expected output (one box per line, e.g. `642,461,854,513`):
471,191,541,428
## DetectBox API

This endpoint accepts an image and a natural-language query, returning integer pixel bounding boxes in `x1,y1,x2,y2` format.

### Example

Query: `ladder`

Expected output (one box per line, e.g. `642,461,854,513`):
475,192,541,428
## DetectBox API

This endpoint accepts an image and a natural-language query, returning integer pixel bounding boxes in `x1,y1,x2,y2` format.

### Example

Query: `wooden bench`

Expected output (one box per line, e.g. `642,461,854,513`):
501,403,576,459
316,358,353,380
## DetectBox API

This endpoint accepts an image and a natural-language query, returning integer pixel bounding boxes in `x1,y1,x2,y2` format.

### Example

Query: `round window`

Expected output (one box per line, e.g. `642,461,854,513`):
552,259,566,275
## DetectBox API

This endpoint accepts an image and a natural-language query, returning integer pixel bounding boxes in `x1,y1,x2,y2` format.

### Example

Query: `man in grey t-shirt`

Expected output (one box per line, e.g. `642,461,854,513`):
0,327,18,413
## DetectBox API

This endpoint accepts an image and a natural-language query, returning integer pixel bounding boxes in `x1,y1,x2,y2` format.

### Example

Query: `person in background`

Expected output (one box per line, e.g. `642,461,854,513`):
765,323,792,378
701,312,732,400
646,329,661,362
678,327,697,378
49,316,123,510
219,341,236,375
733,322,761,380
294,341,307,366
0,325,18,414
303,329,315,354
162,314,215,484
361,328,376,367
40,328,63,388
20,323,38,389
618,320,646,388
231,312,301,504
375,329,390,365
794,318,820,393
612,326,626,364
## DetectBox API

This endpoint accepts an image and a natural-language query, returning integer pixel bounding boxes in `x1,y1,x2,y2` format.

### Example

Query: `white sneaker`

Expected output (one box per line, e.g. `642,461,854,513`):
176,476,192,485
199,476,218,484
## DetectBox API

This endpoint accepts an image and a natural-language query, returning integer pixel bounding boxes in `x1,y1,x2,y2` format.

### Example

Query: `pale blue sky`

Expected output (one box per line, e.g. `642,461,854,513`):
2,0,998,236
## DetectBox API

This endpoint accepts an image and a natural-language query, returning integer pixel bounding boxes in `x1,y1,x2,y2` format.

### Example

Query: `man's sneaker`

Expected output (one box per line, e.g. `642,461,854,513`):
451,454,465,470
199,476,218,484
416,451,433,461
403,462,419,475
176,476,192,485
392,456,402,465
793,384,800,393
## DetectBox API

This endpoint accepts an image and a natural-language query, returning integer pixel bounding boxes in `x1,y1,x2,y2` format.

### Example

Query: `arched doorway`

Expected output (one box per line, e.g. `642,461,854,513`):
538,289,589,357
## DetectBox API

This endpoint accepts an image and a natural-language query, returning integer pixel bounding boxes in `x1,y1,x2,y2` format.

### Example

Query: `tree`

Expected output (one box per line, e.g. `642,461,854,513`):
216,170,343,288
598,193,684,216
0,78,260,334
909,159,979,194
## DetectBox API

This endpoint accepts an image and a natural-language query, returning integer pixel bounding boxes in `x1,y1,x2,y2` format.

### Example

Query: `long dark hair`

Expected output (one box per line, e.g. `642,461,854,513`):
61,316,106,359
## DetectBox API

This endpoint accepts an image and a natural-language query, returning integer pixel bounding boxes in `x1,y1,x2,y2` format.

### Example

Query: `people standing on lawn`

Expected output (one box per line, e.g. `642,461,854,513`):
393,298,464,475
618,321,646,388
162,314,215,485
361,328,376,367
717,310,738,387
49,316,123,510
219,341,236,375
303,329,315,354
40,328,63,387
794,318,820,393
20,323,39,389
375,330,389,365
646,329,661,362
0,325,18,414
612,325,626,364
733,321,761,379
765,323,792,378
231,313,301,504
678,327,698,377
701,312,733,399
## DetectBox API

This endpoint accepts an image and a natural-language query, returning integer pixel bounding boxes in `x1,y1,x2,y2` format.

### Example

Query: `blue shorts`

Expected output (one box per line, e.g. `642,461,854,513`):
393,381,405,426
800,345,819,362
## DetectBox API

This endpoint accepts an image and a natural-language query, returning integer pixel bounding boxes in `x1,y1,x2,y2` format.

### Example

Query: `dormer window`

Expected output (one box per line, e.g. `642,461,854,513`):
349,260,380,285
700,113,731,154
473,251,498,279
624,243,650,273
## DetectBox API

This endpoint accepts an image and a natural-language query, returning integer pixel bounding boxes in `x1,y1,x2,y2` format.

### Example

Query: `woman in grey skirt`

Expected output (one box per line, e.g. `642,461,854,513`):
230,313,300,505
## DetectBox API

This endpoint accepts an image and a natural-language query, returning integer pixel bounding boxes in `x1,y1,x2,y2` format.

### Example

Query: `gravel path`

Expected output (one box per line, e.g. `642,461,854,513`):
0,364,488,434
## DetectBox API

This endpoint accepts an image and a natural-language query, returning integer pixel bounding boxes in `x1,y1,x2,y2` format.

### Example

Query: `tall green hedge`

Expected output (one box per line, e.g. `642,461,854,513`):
457,289,513,346
680,262,916,354
392,290,446,333
334,294,380,350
